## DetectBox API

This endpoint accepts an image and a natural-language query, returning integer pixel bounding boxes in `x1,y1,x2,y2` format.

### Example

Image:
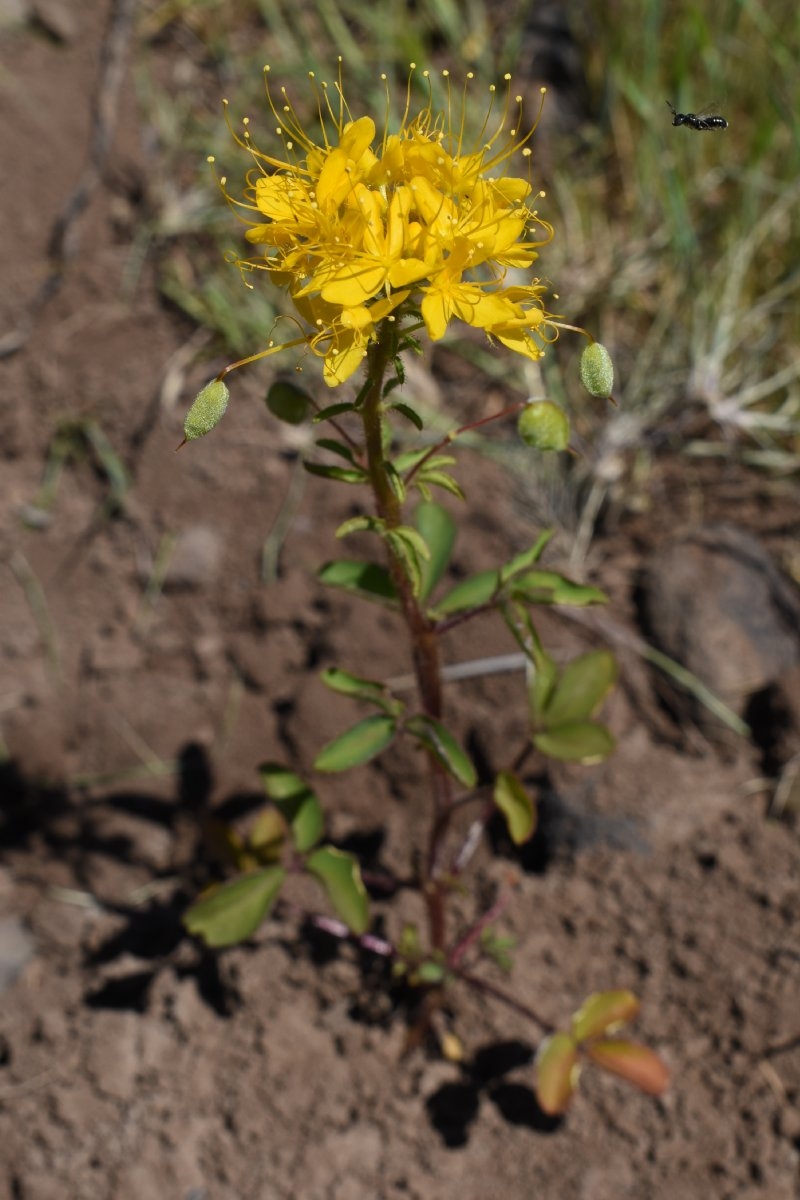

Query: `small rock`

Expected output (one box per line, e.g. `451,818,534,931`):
0,914,35,993
642,524,800,718
0,0,30,31
31,0,76,41
163,525,223,590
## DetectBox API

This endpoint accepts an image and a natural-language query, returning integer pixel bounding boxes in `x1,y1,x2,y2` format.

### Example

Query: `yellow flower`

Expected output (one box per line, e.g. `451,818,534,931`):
216,63,561,386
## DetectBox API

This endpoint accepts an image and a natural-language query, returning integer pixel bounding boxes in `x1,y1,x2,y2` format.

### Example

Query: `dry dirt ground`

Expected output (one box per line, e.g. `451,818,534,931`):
1,5,799,1199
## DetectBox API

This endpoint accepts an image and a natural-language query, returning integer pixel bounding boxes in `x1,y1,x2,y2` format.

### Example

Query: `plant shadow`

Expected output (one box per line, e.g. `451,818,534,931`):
426,1039,563,1146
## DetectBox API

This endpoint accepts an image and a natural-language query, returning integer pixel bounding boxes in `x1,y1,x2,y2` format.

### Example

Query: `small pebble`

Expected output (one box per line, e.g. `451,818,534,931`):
0,914,35,993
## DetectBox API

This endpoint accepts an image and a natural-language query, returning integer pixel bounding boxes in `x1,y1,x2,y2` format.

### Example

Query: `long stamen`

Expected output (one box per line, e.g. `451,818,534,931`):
457,72,474,156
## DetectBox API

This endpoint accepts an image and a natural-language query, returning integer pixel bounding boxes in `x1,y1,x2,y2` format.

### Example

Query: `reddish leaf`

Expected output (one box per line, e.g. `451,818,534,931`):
585,1040,670,1096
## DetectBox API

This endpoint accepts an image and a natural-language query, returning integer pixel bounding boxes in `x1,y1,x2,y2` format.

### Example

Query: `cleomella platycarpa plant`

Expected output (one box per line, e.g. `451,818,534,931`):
180,60,667,1116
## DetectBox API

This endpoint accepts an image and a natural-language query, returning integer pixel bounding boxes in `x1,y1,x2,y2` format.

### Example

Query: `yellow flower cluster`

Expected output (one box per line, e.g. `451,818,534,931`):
217,64,559,386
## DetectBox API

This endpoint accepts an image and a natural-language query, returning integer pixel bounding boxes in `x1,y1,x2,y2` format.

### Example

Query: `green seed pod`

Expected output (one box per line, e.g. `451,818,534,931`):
184,380,230,441
517,400,571,452
266,380,311,425
579,342,615,399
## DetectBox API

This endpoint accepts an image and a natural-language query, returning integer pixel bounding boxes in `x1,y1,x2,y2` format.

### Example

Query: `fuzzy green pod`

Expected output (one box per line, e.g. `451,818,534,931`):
517,400,570,452
184,380,230,441
579,342,614,399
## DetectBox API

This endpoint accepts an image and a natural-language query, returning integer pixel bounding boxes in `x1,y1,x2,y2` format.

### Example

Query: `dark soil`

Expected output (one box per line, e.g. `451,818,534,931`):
1,6,799,1199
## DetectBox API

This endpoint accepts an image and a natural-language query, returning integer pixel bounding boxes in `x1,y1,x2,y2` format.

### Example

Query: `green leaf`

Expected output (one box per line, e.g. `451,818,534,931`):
543,650,618,727
534,1032,580,1116
353,377,373,408
388,402,423,430
305,846,369,934
313,402,357,423
572,990,641,1044
584,1040,670,1096
498,532,554,583
480,928,515,972
390,525,430,563
318,559,397,607
394,450,456,474
527,645,558,722
501,600,544,664
335,514,384,539
183,867,286,947
258,763,323,853
382,374,404,398
315,437,359,465
398,923,421,958
291,797,324,853
248,807,287,858
259,762,309,802
320,667,404,717
415,469,465,500
493,771,537,845
511,569,607,607
416,960,447,984
314,714,397,772
385,529,424,596
421,454,457,471
533,723,616,763
432,568,500,616
392,448,428,473
405,714,477,788
266,380,310,425
415,501,457,604
383,461,407,503
303,461,367,484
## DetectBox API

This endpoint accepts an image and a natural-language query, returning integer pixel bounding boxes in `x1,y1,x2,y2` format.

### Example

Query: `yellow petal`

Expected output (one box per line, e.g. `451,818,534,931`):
420,291,453,341
316,148,351,209
323,335,366,386
319,261,388,306
387,258,430,288
338,116,376,162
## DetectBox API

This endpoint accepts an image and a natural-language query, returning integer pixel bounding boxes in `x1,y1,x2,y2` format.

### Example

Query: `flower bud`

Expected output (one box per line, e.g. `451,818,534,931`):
518,400,570,452
579,342,614,399
183,380,230,441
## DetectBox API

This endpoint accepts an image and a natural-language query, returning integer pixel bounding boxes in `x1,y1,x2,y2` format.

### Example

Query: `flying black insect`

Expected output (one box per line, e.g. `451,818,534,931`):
666,101,728,131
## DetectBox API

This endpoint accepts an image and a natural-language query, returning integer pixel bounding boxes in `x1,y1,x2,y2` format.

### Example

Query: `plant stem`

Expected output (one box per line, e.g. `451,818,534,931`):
361,325,443,723
360,320,450,950
456,970,555,1034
